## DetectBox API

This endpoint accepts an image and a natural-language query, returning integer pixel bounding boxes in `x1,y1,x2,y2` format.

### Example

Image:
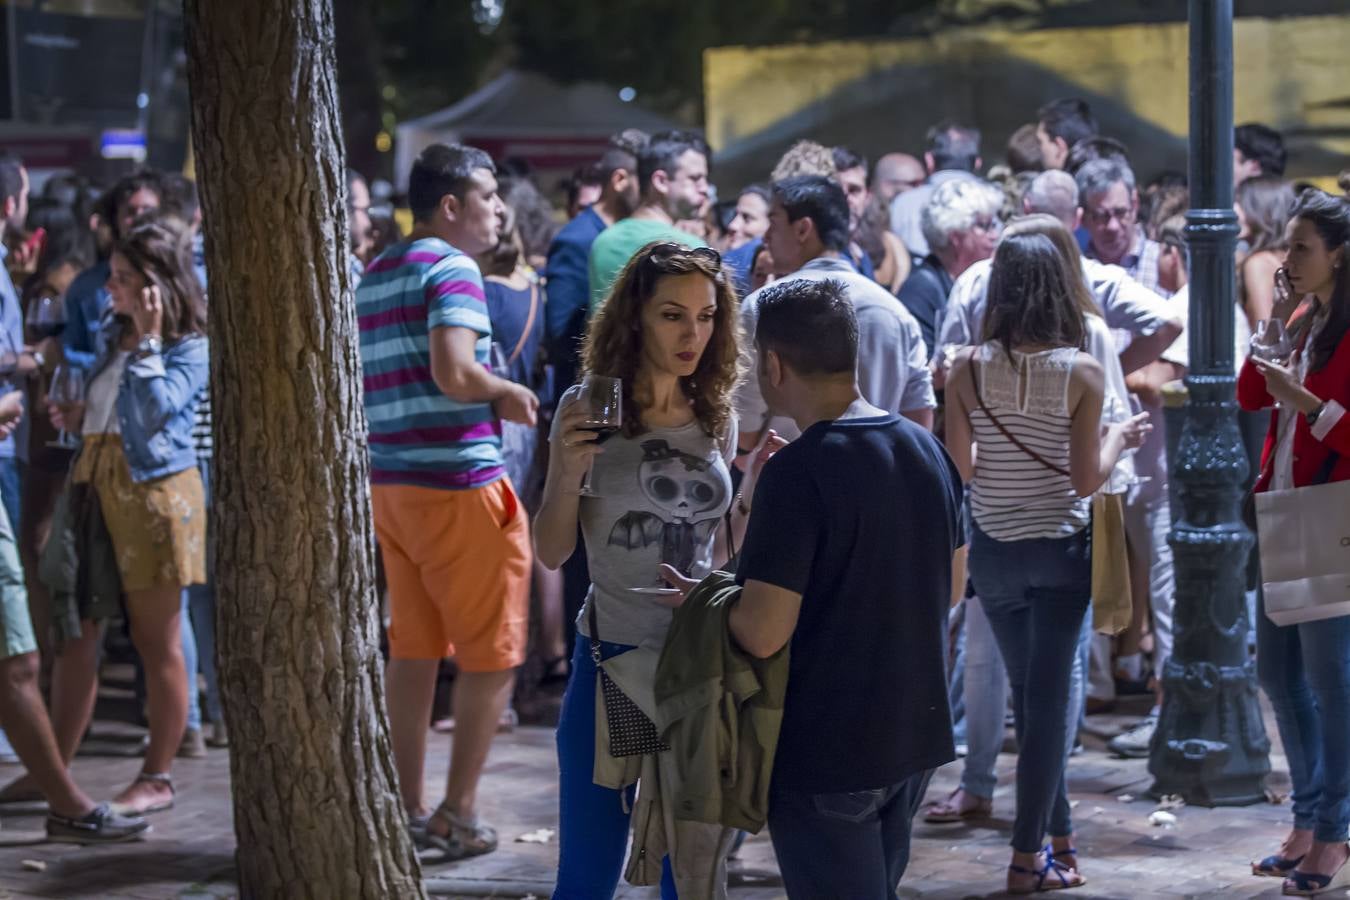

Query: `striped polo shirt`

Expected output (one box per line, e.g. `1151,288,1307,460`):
357,237,503,490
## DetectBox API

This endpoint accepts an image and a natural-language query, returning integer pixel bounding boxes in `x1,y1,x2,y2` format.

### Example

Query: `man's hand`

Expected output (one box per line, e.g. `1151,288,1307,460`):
494,382,539,427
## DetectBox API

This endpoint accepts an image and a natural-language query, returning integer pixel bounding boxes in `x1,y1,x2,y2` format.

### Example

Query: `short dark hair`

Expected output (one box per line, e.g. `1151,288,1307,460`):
831,145,868,176
1235,123,1286,177
927,122,981,172
408,143,495,222
160,172,200,223
0,153,24,205
562,163,604,210
771,175,851,252
1064,135,1129,176
1006,124,1043,174
98,170,167,238
1038,98,1098,148
739,183,771,206
638,130,709,194
755,277,857,377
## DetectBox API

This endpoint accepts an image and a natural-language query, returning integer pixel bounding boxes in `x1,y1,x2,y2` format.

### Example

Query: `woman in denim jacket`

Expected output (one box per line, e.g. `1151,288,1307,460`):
47,219,208,816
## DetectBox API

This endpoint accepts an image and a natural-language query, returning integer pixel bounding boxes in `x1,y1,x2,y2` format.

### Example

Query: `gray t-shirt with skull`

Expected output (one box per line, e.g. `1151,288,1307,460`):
554,393,736,648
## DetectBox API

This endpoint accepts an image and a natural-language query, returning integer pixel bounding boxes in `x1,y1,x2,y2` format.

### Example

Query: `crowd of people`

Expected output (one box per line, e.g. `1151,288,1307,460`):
1,90,1349,900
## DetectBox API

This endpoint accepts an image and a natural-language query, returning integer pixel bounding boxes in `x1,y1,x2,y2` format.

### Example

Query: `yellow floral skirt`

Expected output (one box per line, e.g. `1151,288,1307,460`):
73,434,206,593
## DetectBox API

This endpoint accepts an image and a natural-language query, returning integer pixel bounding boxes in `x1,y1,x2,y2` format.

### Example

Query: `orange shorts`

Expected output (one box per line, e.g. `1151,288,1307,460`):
372,478,531,671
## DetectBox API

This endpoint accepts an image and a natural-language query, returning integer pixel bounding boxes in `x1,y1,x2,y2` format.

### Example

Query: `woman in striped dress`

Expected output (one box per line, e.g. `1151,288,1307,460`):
944,230,1150,894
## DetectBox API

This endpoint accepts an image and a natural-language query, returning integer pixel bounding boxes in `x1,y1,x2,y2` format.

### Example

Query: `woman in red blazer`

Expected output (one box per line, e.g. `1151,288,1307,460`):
1238,188,1350,896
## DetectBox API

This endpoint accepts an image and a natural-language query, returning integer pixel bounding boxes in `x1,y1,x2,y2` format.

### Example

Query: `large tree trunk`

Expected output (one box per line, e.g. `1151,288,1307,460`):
182,2,424,896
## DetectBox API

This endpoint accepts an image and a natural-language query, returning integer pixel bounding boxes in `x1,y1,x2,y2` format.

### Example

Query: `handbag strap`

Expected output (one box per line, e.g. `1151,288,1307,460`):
506,283,539,367
587,598,603,666
970,359,1071,479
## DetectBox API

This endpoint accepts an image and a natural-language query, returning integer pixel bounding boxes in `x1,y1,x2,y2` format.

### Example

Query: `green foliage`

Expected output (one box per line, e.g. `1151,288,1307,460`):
370,0,942,121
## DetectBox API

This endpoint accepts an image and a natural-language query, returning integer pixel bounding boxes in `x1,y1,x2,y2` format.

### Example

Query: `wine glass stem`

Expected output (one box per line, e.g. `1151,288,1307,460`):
580,456,596,495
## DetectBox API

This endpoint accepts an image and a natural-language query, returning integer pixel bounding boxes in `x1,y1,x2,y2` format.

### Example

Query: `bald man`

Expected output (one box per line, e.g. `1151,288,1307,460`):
870,153,926,207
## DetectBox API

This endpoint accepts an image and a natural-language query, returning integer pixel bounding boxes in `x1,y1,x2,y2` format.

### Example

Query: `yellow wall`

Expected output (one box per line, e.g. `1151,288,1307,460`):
706,15,1350,181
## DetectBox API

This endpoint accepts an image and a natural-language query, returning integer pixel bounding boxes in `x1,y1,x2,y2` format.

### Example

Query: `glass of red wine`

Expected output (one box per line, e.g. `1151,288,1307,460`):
27,292,66,342
47,364,85,450
574,375,622,497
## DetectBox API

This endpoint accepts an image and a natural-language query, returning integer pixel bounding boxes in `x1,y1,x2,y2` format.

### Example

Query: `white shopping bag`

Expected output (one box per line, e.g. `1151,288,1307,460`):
1256,478,1350,626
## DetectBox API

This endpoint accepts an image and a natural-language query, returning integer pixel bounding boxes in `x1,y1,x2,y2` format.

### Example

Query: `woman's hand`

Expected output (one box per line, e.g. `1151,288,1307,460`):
552,394,607,483
1106,411,1153,451
1251,354,1323,414
48,400,85,434
657,564,698,608
1271,267,1303,324
131,284,163,340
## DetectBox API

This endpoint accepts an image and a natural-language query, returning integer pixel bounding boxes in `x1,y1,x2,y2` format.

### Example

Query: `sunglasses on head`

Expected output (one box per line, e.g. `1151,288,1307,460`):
644,242,722,273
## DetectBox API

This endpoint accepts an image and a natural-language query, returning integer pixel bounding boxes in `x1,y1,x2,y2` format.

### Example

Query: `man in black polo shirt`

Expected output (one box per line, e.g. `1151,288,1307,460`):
724,277,965,896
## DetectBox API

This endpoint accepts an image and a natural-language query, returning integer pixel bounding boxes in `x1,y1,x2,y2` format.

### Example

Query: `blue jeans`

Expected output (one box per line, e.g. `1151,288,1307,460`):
186,458,221,723
181,592,200,732
768,769,933,899
969,523,1091,854
960,594,1008,800
1257,590,1350,843
554,635,676,900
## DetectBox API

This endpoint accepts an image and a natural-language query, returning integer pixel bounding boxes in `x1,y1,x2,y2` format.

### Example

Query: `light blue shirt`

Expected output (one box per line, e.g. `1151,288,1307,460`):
887,169,982,260
0,245,24,460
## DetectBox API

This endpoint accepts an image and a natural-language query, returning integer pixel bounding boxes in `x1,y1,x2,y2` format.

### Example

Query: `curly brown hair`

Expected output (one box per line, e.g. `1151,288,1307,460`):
582,241,741,440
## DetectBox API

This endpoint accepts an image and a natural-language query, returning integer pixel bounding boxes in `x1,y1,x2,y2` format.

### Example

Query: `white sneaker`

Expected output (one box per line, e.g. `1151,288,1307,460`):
1107,717,1157,759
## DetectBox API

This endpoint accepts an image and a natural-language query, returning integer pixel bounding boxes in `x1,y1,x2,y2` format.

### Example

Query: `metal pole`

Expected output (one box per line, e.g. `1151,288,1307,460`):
1148,0,1271,805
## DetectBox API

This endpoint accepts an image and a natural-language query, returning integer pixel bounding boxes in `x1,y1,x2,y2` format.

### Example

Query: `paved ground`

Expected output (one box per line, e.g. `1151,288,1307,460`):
0,691,1315,899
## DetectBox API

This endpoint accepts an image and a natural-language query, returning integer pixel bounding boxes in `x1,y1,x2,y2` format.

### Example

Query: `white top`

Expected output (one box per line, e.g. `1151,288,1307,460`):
1272,305,1331,493
937,256,1177,356
969,343,1091,541
83,351,131,436
735,255,935,440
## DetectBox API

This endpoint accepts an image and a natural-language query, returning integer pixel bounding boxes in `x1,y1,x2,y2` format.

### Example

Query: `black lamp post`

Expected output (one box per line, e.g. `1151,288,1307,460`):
1148,0,1271,805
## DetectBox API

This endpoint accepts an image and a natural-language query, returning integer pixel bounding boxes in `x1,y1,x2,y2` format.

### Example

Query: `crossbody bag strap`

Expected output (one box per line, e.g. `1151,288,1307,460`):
507,283,539,366
971,358,1071,479
587,598,603,666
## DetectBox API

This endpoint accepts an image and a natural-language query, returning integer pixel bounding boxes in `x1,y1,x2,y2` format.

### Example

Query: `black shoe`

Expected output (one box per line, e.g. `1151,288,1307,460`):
46,802,151,844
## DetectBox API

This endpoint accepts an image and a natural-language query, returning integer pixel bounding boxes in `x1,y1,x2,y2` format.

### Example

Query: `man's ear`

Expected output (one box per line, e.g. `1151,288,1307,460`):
766,349,784,387
793,215,814,246
610,168,630,195
0,197,14,221
923,152,936,176
650,168,670,196
1072,208,1084,231
439,192,461,223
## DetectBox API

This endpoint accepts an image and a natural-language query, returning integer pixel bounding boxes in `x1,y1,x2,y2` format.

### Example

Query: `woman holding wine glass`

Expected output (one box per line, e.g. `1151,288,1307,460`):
38,218,208,817
1241,189,1350,896
535,241,777,898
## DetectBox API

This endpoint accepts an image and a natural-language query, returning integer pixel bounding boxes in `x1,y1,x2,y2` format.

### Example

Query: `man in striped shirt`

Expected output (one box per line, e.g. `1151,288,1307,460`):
357,143,538,861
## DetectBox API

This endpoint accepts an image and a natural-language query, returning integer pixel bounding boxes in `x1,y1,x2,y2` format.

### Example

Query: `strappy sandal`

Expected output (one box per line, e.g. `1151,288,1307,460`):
1050,847,1078,872
1284,849,1350,896
110,772,175,816
1254,853,1306,877
1008,848,1086,894
424,801,498,862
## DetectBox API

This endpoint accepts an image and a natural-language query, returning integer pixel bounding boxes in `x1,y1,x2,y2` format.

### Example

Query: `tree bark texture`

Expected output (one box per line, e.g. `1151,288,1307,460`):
182,2,424,896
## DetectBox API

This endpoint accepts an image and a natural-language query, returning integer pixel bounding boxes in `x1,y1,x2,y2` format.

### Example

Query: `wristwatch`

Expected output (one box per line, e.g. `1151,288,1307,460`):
1306,402,1326,427
136,335,163,357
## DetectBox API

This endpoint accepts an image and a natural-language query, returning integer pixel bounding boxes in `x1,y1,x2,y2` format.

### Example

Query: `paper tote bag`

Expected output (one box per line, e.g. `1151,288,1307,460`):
1091,492,1133,635
1256,478,1350,626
